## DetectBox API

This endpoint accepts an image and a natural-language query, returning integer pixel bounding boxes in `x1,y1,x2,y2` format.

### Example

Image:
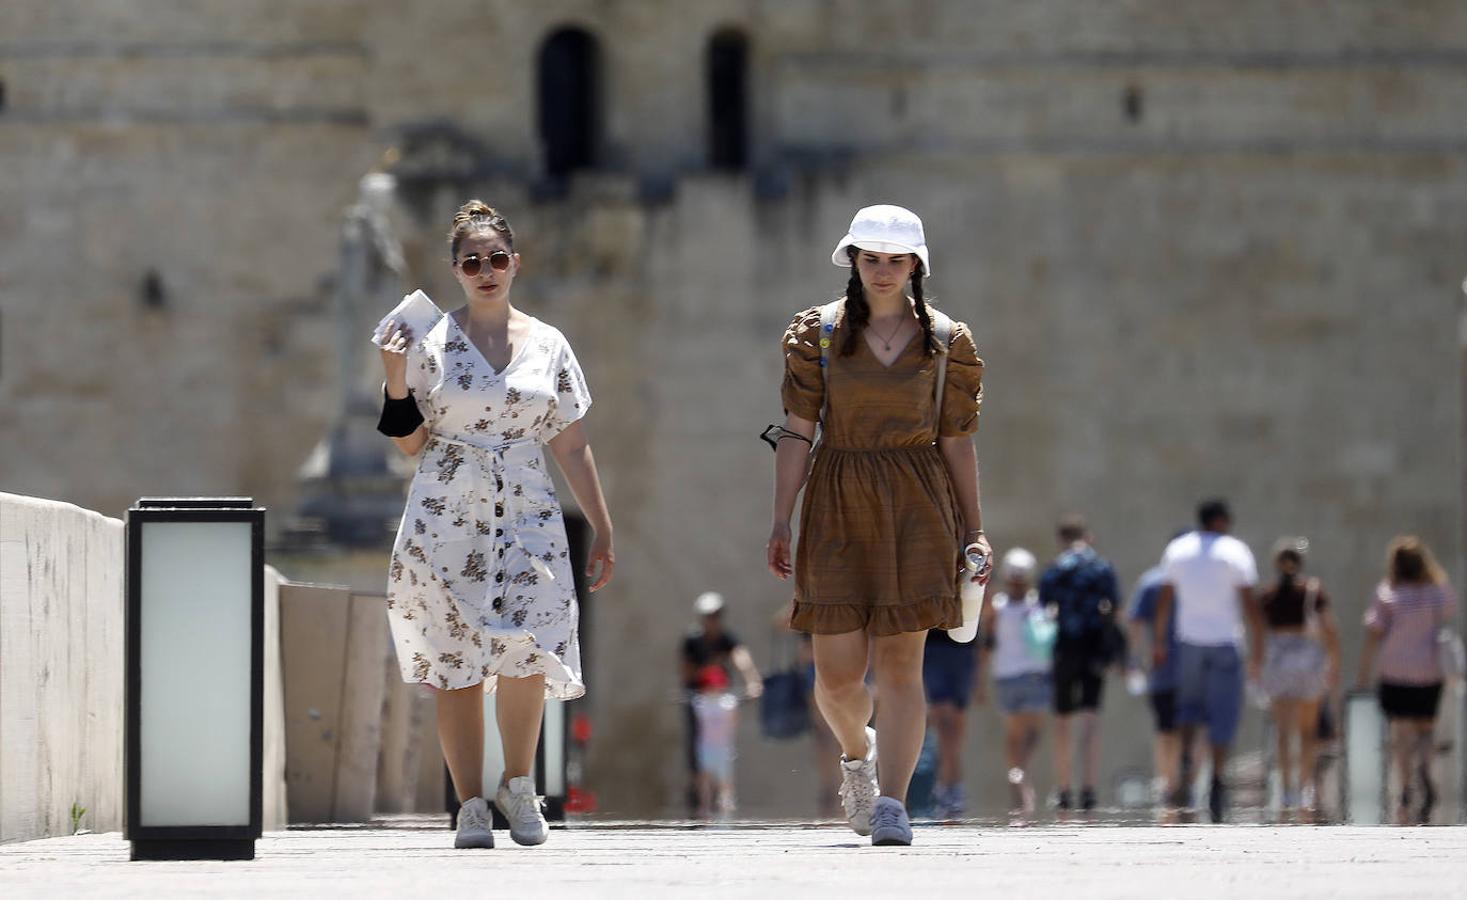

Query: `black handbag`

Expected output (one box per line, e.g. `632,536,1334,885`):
759,631,810,740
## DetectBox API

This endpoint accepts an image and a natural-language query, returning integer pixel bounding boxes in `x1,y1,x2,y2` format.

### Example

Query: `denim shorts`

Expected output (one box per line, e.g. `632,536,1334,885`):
924,638,979,709
995,671,1052,715
1176,643,1243,746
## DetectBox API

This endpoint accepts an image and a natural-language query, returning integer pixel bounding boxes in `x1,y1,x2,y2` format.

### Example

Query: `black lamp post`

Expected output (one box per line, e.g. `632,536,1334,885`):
125,498,265,861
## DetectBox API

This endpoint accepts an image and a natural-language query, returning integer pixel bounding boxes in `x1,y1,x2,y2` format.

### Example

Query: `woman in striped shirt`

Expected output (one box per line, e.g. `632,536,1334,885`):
1356,536,1457,825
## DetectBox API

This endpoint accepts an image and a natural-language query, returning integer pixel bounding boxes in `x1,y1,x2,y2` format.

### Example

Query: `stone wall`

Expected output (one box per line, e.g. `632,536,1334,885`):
0,493,289,842
1,2,1464,817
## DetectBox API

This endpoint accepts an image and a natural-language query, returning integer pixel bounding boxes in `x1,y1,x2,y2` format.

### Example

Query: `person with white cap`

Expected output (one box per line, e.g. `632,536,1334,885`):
679,591,763,815
766,204,990,846
974,547,1050,814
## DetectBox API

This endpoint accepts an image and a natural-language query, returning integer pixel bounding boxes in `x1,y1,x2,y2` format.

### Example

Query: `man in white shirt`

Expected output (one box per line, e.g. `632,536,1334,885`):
1154,499,1260,822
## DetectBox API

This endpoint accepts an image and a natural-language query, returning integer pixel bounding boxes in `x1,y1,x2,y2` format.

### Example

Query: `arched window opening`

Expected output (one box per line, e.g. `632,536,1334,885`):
538,27,601,178
706,29,749,170
139,268,167,310
1123,84,1144,124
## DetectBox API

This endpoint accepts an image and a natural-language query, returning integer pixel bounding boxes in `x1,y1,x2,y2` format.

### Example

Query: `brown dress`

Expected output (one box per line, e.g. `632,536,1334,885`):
781,303,985,636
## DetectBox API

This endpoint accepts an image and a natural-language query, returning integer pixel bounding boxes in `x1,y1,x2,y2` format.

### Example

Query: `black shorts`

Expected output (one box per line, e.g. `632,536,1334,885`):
1378,681,1443,720
1053,640,1106,714
1149,689,1178,733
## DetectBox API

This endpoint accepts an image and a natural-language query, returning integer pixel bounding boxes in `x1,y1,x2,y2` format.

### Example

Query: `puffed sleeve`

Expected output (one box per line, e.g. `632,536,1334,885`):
938,321,984,437
780,307,826,422
542,331,593,439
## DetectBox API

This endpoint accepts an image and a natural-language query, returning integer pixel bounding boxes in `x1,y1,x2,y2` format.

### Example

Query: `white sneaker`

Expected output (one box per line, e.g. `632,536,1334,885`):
495,776,549,846
454,796,494,849
838,726,879,836
870,796,913,846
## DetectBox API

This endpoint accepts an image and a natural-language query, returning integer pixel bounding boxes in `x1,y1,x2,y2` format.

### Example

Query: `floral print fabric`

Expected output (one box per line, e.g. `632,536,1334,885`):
386,311,591,699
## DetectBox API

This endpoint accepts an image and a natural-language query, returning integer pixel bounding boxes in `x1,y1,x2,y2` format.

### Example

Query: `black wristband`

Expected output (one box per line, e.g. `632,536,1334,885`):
377,386,424,437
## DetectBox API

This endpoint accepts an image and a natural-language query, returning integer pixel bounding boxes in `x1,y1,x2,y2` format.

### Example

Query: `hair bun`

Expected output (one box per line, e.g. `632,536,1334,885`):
455,199,496,223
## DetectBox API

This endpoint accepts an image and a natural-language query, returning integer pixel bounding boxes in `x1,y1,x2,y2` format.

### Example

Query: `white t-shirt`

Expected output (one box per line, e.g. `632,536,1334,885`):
990,590,1051,679
1162,531,1258,647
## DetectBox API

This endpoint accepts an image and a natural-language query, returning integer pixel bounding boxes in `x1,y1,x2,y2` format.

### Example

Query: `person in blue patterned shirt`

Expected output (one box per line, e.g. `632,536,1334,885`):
1039,514,1122,811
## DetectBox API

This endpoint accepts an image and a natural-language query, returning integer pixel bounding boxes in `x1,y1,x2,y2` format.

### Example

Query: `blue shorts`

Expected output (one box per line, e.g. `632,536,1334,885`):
1176,643,1244,746
923,637,978,709
995,672,1052,715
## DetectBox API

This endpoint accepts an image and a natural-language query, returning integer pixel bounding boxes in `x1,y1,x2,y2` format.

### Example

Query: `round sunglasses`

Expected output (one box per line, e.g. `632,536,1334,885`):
458,251,512,277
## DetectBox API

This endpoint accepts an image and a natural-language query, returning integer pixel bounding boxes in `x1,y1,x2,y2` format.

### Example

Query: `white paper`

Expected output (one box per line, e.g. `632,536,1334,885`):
370,290,445,347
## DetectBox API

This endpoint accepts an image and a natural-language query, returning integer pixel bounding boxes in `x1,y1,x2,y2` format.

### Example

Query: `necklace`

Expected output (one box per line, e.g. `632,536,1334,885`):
868,313,911,351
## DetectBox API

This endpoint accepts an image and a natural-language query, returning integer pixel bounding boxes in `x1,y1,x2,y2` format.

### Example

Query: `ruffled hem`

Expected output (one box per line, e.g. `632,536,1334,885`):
790,594,962,637
396,628,586,701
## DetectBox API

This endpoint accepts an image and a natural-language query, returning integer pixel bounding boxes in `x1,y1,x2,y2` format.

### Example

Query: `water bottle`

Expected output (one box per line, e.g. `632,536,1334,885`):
1125,665,1148,697
945,545,987,643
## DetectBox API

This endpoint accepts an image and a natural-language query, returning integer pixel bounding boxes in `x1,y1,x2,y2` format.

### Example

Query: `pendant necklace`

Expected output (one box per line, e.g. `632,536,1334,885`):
869,314,910,351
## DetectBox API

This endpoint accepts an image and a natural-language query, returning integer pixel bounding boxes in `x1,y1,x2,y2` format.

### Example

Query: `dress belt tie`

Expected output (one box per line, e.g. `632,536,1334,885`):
426,433,556,584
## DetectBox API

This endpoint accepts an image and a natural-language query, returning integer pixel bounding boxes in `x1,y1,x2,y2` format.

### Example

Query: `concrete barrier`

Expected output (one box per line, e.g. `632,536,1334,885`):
279,584,389,823
0,493,124,843
0,493,289,843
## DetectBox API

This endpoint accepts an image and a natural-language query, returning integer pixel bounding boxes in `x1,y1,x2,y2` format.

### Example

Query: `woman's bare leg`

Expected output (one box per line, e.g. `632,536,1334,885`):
1295,699,1321,809
1414,719,1437,823
1389,720,1412,825
1002,715,1024,772
930,702,964,788
1271,699,1298,802
437,685,485,802
495,674,546,785
870,630,929,804
812,631,874,759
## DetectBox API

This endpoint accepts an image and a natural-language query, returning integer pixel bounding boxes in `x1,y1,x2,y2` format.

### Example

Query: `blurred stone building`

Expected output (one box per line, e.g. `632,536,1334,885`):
2,1,1465,817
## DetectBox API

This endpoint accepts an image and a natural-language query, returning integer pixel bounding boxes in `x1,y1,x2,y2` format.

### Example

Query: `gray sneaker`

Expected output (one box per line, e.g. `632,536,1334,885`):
838,726,879,836
453,796,494,849
495,776,549,846
870,796,913,846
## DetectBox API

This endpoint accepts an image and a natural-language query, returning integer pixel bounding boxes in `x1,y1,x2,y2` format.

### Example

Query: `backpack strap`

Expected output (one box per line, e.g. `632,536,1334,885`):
928,307,954,440
817,300,842,433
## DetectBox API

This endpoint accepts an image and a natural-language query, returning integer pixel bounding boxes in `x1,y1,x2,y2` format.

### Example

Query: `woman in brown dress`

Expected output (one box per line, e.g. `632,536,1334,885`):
766,205,991,845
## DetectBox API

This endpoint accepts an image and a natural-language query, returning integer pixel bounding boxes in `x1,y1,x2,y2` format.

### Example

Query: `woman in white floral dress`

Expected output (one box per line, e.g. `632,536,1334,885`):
376,200,615,850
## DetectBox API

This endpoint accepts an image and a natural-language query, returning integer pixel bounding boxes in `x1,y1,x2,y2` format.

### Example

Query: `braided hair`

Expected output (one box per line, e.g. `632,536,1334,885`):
839,247,936,357
911,267,935,357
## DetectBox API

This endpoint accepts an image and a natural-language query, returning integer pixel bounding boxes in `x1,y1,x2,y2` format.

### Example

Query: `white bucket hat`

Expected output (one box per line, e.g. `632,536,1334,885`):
694,591,726,616
831,204,931,276
1001,548,1038,582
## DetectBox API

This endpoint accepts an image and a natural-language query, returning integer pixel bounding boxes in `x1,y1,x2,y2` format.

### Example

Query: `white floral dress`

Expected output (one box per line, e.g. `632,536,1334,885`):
386,310,590,700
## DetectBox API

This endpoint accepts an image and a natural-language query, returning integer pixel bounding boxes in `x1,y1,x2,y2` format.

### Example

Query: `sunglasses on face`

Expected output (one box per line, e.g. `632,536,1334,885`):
459,251,512,277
